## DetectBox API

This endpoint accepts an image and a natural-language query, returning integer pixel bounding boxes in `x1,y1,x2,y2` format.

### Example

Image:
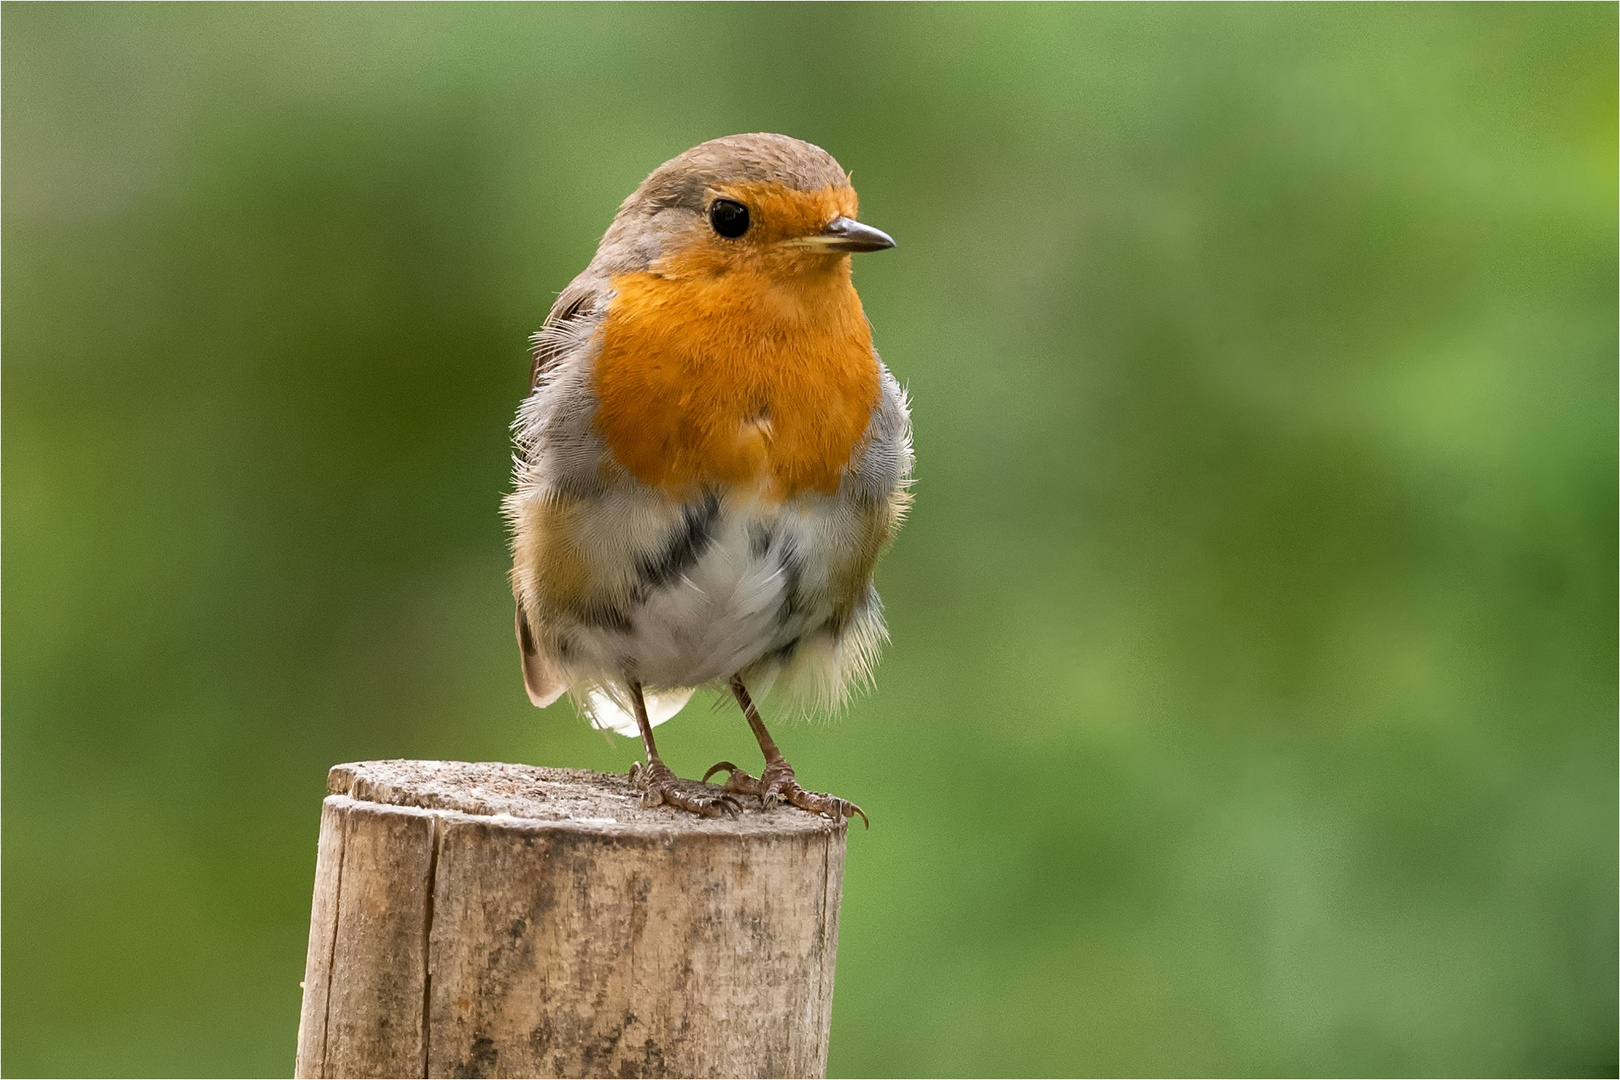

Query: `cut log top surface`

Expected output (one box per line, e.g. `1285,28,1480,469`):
328,758,844,838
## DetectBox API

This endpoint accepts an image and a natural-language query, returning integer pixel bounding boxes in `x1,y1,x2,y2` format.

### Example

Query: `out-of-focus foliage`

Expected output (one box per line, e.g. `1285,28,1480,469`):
4,5,1614,1077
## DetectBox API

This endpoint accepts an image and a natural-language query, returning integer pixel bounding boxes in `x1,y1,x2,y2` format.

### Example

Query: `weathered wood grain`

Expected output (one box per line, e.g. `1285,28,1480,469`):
296,796,437,1078
295,761,847,1079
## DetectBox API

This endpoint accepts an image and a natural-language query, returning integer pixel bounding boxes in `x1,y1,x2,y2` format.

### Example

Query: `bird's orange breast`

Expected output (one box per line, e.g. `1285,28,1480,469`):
594,251,880,500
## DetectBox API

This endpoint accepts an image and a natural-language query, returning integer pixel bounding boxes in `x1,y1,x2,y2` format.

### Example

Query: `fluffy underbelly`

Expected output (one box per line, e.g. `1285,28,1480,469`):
565,503,828,690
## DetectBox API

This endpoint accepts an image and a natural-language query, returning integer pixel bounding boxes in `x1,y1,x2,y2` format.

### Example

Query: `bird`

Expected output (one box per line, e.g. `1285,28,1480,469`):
504,133,911,825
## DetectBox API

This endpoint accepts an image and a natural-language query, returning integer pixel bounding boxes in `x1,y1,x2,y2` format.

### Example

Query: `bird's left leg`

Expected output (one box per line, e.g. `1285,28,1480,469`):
626,678,740,818
703,676,868,827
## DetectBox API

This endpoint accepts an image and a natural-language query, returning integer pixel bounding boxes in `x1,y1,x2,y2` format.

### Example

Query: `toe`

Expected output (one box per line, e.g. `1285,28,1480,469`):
686,791,741,818
785,786,867,828
704,761,764,797
701,761,737,784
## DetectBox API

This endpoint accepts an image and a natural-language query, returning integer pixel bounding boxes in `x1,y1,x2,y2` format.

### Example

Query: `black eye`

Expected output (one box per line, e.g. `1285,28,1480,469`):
709,198,750,239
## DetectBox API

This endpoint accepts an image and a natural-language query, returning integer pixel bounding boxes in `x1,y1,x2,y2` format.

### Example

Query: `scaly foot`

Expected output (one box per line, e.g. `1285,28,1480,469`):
630,758,741,818
702,759,868,828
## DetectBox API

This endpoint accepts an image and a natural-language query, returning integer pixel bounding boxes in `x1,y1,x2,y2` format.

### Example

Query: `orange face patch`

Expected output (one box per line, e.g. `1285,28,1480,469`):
593,183,881,500
714,181,859,244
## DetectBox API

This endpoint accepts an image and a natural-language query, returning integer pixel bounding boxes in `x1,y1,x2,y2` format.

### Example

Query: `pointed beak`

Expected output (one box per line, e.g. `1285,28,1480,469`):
789,216,897,254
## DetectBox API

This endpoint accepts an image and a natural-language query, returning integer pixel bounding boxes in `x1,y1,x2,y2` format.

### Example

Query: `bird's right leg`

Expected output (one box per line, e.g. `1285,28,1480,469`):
626,679,739,818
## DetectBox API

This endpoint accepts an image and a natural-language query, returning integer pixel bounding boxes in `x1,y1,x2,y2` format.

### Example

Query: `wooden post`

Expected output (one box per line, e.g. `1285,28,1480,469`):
294,761,847,1079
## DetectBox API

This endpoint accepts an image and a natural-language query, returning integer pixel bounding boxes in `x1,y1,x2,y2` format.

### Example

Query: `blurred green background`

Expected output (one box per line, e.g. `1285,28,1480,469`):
4,4,1615,1077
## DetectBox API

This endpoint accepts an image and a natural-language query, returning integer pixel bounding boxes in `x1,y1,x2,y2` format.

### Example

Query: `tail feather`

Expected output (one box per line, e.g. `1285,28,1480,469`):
584,686,695,736
516,604,567,708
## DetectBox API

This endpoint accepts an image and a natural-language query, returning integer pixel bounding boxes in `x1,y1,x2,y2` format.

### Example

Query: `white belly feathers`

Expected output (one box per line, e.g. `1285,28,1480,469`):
561,494,800,731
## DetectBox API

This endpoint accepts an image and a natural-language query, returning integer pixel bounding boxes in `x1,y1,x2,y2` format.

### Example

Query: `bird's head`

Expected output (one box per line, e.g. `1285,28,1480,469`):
592,133,895,286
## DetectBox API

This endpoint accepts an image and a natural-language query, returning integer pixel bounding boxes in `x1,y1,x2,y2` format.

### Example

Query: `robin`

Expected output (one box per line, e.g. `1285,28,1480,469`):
505,133,911,825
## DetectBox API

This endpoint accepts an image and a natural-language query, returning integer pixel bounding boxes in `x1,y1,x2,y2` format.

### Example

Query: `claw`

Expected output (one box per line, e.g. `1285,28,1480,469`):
841,801,870,830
